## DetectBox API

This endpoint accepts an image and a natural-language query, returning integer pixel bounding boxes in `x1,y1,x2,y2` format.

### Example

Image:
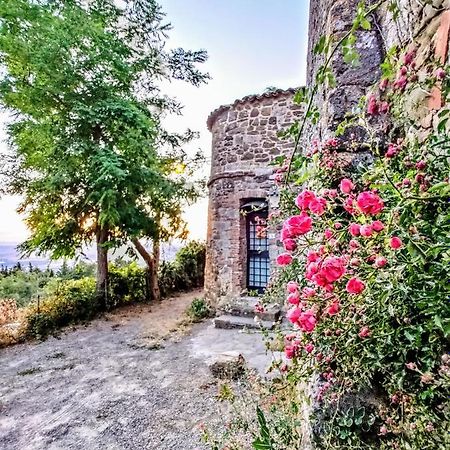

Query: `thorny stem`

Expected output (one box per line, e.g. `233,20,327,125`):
284,0,386,186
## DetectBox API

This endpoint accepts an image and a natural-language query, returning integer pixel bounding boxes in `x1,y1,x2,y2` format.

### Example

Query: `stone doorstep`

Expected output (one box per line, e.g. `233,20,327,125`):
213,314,275,330
220,296,282,322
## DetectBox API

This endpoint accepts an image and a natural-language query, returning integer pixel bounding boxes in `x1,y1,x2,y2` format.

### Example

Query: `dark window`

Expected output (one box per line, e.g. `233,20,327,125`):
246,207,269,294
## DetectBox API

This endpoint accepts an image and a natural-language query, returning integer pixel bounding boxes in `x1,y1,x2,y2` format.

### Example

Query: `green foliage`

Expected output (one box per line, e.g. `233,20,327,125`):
109,262,147,306
186,297,211,322
25,277,98,338
159,240,206,297
0,0,207,298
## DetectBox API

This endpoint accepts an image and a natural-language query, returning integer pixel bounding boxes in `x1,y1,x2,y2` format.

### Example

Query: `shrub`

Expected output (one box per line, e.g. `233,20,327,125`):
25,277,97,338
186,297,212,322
159,240,206,297
109,262,147,306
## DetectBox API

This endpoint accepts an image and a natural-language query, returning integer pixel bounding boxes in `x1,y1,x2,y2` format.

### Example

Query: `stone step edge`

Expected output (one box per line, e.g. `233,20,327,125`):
213,314,276,330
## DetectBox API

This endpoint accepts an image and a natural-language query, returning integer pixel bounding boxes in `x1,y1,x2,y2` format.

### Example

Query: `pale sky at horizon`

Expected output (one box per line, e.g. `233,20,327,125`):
0,0,310,244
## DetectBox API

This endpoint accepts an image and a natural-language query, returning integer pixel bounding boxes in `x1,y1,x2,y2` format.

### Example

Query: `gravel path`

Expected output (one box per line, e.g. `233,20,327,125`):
0,291,233,450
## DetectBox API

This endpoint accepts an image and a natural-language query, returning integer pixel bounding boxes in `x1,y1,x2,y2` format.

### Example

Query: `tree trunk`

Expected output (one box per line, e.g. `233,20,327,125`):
96,227,109,310
131,238,160,301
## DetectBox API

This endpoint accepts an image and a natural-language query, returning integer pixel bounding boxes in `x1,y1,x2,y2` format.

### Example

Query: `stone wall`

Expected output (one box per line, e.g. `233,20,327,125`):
307,0,450,143
205,89,301,304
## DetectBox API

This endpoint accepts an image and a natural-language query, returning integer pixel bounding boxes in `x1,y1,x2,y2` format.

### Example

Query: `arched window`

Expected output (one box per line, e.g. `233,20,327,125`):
241,200,269,294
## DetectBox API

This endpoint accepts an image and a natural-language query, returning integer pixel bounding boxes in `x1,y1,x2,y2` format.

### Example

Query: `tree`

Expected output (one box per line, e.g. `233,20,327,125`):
0,0,208,306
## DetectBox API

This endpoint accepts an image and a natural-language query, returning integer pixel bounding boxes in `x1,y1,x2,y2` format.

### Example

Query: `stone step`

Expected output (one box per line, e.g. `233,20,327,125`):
213,314,276,330
221,297,281,322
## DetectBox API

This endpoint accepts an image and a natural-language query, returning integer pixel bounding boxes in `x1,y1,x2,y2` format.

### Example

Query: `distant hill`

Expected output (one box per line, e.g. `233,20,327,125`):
0,242,180,270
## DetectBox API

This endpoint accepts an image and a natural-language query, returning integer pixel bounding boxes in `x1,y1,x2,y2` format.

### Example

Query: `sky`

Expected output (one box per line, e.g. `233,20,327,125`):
0,0,310,244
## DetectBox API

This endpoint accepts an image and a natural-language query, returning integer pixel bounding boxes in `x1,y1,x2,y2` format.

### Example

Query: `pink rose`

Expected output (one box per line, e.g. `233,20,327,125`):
284,214,313,236
403,48,416,66
298,310,317,333
435,68,446,80
277,253,293,266
349,239,360,249
358,326,371,338
324,228,333,239
280,225,292,241
286,307,302,324
305,262,319,280
379,78,389,91
284,341,301,359
372,220,384,232
326,301,340,316
415,160,426,170
367,94,379,115
324,189,338,198
379,101,390,114
340,178,354,194
386,143,398,158
307,251,320,263
374,256,387,268
360,224,373,237
334,222,342,230
349,223,361,237
390,236,402,249
344,196,356,214
320,256,346,283
283,238,297,251
302,287,316,298
346,277,365,295
295,190,316,210
357,191,384,215
350,257,360,267
304,342,315,353
287,281,299,293
309,197,327,215
393,75,407,91
287,292,300,305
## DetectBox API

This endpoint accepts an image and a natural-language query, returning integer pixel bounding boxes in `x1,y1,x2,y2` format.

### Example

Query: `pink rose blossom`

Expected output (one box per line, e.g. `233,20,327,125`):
284,341,300,359
435,68,446,80
372,220,384,232
346,277,365,295
358,326,371,338
326,301,340,316
324,189,338,198
374,256,387,268
393,75,407,91
324,228,333,239
309,197,327,215
379,78,389,91
305,262,319,280
367,94,379,115
298,309,317,333
386,143,398,158
344,196,356,214
283,238,297,251
277,253,293,266
284,214,313,236
287,292,300,305
350,257,360,267
349,223,361,237
415,160,426,170
349,239,360,249
390,236,402,249
360,224,373,237
307,251,320,263
295,190,316,210
280,225,292,241
286,307,302,324
379,101,390,114
287,281,299,293
302,287,316,298
334,222,342,230
403,48,416,66
320,256,346,283
357,191,384,215
304,342,315,353
340,178,355,194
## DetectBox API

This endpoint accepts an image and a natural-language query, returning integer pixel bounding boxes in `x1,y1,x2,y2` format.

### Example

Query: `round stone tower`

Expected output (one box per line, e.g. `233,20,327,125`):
205,88,300,305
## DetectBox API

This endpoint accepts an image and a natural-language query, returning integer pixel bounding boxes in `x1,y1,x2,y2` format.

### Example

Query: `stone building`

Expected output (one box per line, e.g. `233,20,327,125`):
204,89,300,306
205,0,450,317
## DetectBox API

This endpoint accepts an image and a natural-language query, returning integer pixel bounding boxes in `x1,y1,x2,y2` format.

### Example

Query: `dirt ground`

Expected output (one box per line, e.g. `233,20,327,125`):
0,290,230,450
